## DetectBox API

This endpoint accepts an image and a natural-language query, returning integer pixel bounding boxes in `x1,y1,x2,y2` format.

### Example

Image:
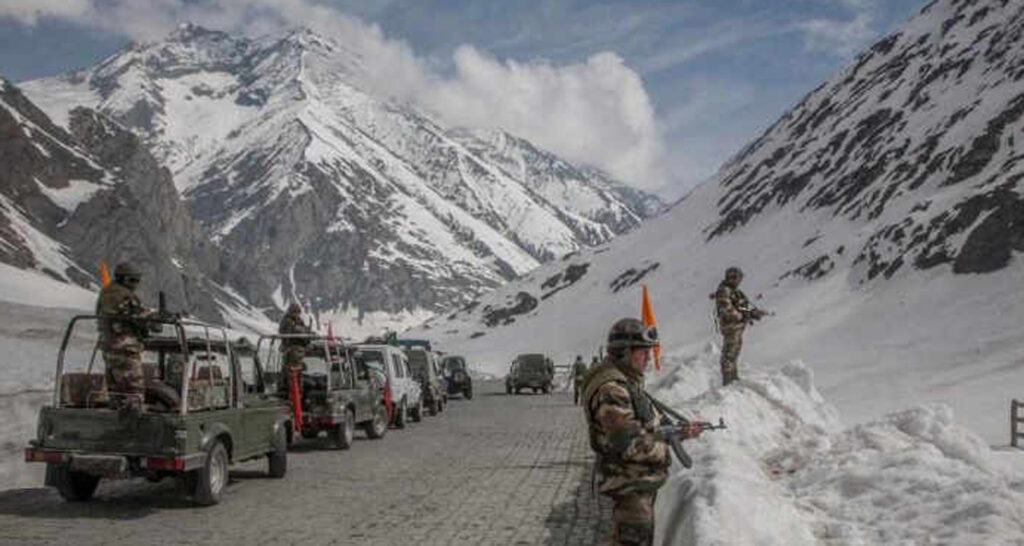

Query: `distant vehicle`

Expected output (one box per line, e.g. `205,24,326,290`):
506,354,555,395
441,355,473,400
257,334,388,448
405,348,447,414
352,344,423,428
25,316,289,506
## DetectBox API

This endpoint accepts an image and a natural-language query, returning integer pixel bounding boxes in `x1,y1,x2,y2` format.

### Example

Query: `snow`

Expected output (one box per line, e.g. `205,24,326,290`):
649,346,1024,545
34,177,106,213
0,195,93,284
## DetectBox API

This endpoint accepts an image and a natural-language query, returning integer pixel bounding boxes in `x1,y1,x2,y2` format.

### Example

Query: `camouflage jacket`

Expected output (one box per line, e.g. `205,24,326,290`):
95,282,149,349
583,358,669,496
278,311,311,346
573,360,588,379
715,282,749,332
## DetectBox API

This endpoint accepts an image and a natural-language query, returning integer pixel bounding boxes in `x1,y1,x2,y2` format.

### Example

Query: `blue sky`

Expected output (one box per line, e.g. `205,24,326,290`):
0,0,926,195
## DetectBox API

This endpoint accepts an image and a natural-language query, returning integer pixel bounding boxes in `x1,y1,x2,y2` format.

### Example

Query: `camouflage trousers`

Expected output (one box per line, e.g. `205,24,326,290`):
103,349,144,408
573,376,585,405
719,328,744,386
608,492,656,546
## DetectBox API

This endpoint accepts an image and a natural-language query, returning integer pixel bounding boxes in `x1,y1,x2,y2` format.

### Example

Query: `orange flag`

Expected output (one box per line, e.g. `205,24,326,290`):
98,261,111,288
641,284,661,371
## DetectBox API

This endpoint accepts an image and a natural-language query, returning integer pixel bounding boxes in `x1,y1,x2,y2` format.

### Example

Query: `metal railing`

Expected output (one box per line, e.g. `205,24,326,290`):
1012,399,1024,448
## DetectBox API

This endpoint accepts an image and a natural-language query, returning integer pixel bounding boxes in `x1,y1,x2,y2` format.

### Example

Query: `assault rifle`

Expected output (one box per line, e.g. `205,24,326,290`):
737,303,774,325
645,392,727,469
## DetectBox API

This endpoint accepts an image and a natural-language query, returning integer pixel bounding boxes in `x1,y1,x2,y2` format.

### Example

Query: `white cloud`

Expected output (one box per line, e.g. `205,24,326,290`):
0,0,91,25
799,12,875,58
1,0,667,190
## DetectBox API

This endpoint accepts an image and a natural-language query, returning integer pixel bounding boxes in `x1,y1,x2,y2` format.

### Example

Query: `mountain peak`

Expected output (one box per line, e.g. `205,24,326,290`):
168,22,223,42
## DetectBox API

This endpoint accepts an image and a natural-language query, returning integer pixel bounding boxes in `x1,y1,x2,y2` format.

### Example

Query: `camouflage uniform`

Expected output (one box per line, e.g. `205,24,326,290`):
96,269,150,409
715,276,751,386
572,357,588,405
584,353,669,546
278,304,311,393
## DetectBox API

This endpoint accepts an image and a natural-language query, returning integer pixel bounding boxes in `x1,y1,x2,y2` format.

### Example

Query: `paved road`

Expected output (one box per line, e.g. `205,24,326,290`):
0,381,610,545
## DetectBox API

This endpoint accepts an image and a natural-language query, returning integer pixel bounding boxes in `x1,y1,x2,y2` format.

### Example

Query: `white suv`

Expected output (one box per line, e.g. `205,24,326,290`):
352,344,424,428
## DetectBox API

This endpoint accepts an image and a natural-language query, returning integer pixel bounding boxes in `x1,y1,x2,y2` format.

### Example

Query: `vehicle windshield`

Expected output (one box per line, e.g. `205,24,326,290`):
302,344,335,375
406,351,429,381
443,357,466,372
518,354,548,373
355,349,386,376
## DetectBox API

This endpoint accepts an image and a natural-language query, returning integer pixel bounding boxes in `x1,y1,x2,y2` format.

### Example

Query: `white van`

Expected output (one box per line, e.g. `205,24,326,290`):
352,344,424,428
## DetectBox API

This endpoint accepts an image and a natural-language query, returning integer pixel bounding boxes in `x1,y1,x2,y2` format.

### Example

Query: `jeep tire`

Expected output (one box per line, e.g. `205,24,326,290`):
395,398,408,429
411,398,423,422
329,409,355,450
51,464,100,502
190,440,229,506
268,426,288,478
364,405,388,439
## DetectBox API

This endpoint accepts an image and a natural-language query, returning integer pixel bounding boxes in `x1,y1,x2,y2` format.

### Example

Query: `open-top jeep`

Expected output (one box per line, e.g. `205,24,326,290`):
24,316,290,506
256,334,389,447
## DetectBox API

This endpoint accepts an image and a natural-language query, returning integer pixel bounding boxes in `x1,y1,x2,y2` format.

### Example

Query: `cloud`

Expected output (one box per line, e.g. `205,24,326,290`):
0,0,667,190
0,0,91,25
799,12,875,58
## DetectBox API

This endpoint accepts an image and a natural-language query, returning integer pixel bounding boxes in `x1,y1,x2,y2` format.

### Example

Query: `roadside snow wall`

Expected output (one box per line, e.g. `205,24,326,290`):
650,346,1024,546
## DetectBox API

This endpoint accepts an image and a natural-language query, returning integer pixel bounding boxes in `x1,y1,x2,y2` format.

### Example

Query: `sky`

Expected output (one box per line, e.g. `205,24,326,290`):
0,0,927,197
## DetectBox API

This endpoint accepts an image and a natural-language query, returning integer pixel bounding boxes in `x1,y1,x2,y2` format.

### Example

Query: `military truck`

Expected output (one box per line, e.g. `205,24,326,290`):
257,334,389,447
352,344,424,428
24,316,290,506
405,348,447,415
506,354,555,394
441,355,473,400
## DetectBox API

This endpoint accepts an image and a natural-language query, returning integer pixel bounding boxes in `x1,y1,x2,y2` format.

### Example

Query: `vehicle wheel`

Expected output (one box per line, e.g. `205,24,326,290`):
515,387,521,395
542,385,551,394
329,409,355,450
395,399,408,429
190,440,229,506
506,384,512,395
434,398,443,414
464,386,473,400
411,398,423,422
51,464,100,502
267,425,288,478
363,405,388,440
532,388,539,394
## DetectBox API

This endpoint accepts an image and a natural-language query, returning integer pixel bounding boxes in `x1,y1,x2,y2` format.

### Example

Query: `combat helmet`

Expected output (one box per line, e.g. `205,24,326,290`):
724,266,743,279
113,262,142,283
286,302,303,315
606,318,658,350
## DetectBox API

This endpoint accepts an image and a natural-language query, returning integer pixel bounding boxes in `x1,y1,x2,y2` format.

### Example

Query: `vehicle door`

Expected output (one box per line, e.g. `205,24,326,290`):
390,352,406,404
188,340,246,458
355,349,387,422
238,344,280,455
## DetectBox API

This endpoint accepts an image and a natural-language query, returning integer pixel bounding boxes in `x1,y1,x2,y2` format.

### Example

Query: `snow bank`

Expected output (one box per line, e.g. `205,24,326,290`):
651,346,1024,546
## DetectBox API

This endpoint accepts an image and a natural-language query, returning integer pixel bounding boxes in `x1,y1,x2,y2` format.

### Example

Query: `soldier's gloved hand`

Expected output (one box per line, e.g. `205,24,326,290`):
680,422,705,439
751,309,765,320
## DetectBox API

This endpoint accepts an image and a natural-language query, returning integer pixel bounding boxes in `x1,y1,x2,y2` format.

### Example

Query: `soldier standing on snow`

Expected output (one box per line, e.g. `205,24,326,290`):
572,355,588,405
278,303,312,394
714,266,765,386
96,262,152,412
583,318,704,546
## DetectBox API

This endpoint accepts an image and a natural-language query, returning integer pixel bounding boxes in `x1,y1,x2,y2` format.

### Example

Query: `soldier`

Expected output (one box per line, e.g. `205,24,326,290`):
583,318,702,546
278,303,312,394
572,355,588,405
714,266,764,386
96,262,152,411
590,355,601,371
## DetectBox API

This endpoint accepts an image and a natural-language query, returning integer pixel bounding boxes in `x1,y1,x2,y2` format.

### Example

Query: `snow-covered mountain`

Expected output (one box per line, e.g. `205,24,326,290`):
19,24,660,336
410,0,1024,444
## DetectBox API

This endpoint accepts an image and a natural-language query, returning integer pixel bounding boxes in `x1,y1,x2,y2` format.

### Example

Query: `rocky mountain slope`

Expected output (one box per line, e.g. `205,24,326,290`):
0,77,259,322
409,0,1024,444
19,24,659,335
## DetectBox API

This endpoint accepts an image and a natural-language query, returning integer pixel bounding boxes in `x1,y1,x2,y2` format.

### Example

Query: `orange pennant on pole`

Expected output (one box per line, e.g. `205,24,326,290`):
98,261,112,288
641,284,661,371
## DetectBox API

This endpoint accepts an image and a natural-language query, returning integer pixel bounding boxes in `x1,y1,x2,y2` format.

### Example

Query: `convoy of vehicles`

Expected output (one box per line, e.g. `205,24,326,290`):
24,315,551,507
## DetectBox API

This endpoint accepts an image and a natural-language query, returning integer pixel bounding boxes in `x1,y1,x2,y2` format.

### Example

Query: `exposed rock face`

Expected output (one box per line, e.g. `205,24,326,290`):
0,79,227,320
20,25,661,332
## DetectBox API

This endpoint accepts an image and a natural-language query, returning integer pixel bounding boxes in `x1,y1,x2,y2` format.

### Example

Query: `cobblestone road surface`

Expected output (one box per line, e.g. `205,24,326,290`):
0,381,610,545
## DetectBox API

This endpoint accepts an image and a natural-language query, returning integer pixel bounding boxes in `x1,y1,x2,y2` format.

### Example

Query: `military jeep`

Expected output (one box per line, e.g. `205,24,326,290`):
257,334,389,447
506,354,555,394
24,316,290,506
441,355,473,400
